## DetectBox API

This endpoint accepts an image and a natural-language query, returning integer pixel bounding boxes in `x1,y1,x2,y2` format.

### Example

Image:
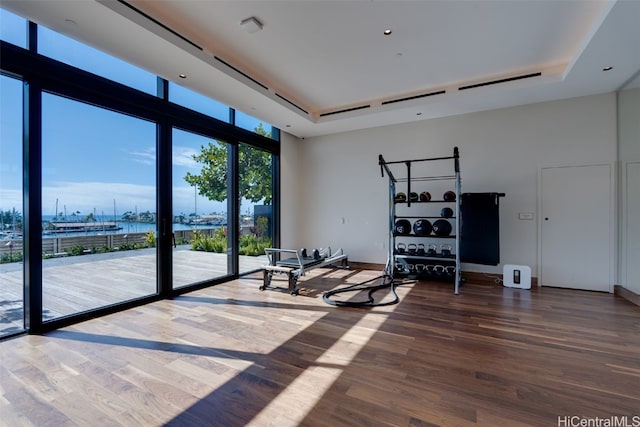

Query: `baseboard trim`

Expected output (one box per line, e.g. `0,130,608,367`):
457,270,538,287
348,263,539,287
614,285,640,307
462,271,502,286
349,261,385,271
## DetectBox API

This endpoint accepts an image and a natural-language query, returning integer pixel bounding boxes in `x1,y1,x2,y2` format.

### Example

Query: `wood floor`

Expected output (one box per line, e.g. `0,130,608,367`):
1,268,639,427
0,248,267,335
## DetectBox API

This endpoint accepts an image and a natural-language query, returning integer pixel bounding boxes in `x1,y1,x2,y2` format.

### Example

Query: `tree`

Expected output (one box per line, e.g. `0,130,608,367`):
184,123,273,204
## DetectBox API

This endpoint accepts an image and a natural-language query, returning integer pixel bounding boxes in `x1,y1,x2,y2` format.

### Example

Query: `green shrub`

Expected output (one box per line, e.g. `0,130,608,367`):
191,229,227,253
239,234,270,256
175,236,189,245
1,251,23,264
189,228,270,255
145,230,156,248
118,241,137,251
89,245,112,254
65,245,85,256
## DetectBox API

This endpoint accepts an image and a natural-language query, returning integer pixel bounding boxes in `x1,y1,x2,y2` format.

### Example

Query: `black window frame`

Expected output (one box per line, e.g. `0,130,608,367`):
1,33,280,335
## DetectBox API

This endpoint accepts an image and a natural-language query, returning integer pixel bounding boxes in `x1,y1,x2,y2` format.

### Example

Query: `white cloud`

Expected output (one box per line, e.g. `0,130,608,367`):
127,145,156,166
173,145,199,168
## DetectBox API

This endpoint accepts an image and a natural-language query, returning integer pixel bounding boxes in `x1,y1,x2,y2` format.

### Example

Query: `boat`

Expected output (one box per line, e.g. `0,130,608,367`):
42,220,122,235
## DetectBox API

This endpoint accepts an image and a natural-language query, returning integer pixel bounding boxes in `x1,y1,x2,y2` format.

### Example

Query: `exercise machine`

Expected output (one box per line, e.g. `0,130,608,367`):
260,247,349,295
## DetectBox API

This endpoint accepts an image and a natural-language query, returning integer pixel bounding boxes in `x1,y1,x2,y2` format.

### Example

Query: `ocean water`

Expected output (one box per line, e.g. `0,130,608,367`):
41,215,222,236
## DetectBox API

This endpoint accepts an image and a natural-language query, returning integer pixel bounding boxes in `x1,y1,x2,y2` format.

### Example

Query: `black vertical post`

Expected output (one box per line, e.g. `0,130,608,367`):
271,151,281,250
406,161,412,207
157,79,172,298
24,21,43,333
228,143,239,275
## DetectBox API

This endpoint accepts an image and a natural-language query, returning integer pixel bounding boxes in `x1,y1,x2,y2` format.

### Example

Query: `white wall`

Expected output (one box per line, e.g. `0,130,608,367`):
618,87,640,294
279,132,302,250
286,93,617,275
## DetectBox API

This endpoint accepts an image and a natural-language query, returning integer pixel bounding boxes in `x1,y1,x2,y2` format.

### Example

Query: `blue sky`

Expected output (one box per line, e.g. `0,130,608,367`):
0,8,269,220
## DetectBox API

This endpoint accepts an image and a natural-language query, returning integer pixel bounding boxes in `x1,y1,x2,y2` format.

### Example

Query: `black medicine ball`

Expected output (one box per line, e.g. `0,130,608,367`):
394,219,412,235
419,191,431,202
413,219,433,236
409,192,419,202
395,192,407,203
443,191,456,201
440,207,454,218
432,219,452,236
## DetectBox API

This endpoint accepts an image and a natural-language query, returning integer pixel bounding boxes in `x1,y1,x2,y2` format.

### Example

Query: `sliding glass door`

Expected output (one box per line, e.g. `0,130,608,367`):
41,93,158,320
0,74,24,337
238,143,273,274
172,129,230,288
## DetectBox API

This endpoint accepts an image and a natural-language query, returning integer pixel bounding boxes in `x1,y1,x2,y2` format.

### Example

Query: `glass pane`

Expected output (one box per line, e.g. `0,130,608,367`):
0,74,24,337
169,82,230,123
173,128,230,288
235,111,277,140
239,143,273,274
41,93,157,320
0,8,27,48
37,25,157,96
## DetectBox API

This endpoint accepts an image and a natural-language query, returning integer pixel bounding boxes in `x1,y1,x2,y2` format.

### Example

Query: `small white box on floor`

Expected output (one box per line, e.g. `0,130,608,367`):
503,264,531,289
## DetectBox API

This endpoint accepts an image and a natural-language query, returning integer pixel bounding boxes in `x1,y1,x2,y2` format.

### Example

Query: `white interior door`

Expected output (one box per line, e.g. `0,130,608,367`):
540,164,613,292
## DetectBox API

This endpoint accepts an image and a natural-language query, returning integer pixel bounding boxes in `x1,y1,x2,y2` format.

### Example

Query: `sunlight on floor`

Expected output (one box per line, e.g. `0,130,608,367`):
247,312,389,426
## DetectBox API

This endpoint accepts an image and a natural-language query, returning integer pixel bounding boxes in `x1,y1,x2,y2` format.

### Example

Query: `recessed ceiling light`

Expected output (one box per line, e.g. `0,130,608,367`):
602,66,613,71
179,74,187,79
383,29,392,35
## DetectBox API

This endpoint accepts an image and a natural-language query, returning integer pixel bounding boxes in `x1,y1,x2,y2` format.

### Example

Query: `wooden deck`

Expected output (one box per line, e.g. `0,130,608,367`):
0,247,266,336
1,268,639,426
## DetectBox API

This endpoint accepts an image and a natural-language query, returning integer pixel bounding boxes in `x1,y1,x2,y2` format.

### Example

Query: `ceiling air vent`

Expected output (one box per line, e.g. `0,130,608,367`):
320,104,371,117
458,72,542,91
118,1,203,51
382,90,446,105
275,93,309,115
214,57,268,90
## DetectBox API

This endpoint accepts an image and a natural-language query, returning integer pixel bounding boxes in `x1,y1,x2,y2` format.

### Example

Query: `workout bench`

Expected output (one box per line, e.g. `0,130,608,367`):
260,247,349,295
